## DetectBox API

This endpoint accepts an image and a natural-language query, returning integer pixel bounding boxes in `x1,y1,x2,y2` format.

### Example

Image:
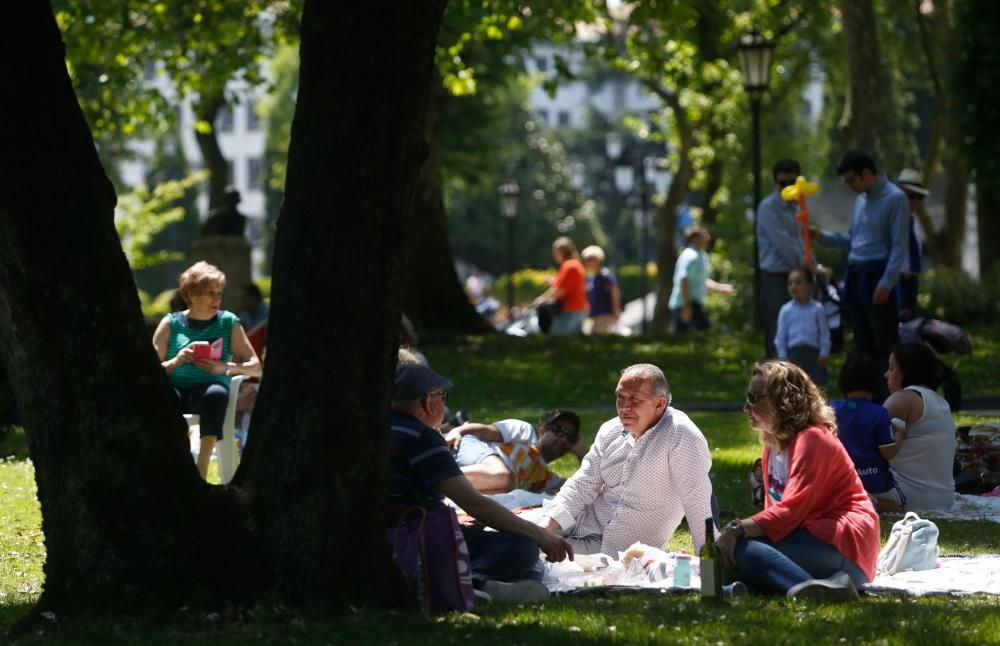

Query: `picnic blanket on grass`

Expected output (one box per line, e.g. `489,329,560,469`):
865,556,1000,596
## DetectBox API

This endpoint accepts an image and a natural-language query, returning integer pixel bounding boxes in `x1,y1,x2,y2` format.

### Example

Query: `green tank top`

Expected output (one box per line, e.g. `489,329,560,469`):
166,310,237,388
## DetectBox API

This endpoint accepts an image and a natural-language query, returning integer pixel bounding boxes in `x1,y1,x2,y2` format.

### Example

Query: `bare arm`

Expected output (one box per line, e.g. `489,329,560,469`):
226,323,263,378
706,278,736,295
438,475,573,562
152,315,194,375
611,282,622,319
443,422,503,449
884,390,923,427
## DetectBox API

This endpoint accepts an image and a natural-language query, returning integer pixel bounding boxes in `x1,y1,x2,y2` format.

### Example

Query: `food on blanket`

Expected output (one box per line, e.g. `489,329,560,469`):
621,542,658,566
574,554,610,572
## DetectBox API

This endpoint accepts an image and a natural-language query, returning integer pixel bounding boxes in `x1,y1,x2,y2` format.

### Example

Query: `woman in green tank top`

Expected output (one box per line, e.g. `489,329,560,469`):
152,261,262,479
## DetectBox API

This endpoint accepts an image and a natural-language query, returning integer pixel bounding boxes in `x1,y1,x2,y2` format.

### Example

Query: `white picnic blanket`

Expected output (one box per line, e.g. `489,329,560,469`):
866,556,1000,596
913,494,1000,523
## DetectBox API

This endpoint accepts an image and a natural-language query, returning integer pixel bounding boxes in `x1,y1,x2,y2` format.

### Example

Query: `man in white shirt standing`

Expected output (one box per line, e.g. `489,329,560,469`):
540,364,716,555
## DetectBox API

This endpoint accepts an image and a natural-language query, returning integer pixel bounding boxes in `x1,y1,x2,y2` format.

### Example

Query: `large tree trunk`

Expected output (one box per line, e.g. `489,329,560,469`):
401,80,491,335
0,3,255,626
235,0,446,609
0,0,446,628
838,0,884,155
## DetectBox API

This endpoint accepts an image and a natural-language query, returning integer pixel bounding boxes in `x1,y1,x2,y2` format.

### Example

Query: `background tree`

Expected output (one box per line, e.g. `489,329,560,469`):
0,0,443,627
598,0,833,332
954,0,1000,278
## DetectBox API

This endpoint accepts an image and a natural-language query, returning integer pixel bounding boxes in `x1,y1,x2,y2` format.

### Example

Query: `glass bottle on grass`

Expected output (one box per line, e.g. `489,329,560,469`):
699,517,722,601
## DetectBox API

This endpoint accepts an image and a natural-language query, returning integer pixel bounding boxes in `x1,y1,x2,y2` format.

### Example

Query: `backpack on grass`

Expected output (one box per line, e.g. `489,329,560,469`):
876,511,939,575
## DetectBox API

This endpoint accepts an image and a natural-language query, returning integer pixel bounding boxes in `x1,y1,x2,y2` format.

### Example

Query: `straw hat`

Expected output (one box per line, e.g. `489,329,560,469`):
896,169,930,196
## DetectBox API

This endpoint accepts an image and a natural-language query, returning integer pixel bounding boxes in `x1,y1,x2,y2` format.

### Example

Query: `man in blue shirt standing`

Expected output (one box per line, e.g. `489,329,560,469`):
757,158,805,358
814,151,909,370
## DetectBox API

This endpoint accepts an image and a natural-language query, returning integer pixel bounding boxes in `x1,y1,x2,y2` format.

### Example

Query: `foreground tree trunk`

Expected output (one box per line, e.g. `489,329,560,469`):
0,3,256,624
0,0,445,627
237,0,445,609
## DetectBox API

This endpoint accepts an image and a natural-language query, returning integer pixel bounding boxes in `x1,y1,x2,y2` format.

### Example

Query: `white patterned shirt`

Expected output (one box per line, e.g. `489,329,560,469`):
543,408,715,555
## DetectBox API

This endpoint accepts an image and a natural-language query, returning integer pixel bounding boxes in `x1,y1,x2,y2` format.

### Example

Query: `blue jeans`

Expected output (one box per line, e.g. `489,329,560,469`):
672,302,710,333
552,310,586,335
729,528,867,594
174,382,229,439
461,527,542,585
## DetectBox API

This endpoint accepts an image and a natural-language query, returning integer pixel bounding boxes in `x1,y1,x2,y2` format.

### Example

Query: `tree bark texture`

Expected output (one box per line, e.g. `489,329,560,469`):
838,0,884,156
237,0,446,610
401,81,491,335
194,96,230,212
0,3,255,624
914,0,966,270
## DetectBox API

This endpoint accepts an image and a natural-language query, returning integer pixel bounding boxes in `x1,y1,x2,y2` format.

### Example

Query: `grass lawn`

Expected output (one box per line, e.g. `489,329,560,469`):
2,327,999,643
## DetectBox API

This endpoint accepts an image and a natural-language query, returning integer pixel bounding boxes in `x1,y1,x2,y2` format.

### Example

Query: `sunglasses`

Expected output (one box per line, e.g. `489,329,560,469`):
905,192,925,202
777,179,795,189
547,424,576,438
745,390,762,408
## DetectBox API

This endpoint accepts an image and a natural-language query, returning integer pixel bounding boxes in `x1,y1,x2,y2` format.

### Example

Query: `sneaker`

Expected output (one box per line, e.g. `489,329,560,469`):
481,579,549,604
787,571,860,602
724,581,748,599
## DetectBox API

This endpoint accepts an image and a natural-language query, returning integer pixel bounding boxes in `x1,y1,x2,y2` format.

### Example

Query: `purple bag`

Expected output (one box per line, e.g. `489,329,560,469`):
387,505,475,613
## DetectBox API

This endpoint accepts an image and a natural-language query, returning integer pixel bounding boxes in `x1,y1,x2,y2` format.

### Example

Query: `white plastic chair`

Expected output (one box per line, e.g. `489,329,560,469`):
184,374,245,484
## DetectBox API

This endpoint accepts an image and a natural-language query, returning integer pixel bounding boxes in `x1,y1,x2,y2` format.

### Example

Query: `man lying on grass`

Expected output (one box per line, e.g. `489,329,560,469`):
444,409,583,495
539,363,716,555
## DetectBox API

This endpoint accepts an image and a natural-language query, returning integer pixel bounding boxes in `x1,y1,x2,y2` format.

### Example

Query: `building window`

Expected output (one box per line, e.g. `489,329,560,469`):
246,102,260,131
226,160,235,187
218,105,234,133
537,109,549,126
535,56,549,72
246,157,262,190
144,62,157,81
557,110,570,127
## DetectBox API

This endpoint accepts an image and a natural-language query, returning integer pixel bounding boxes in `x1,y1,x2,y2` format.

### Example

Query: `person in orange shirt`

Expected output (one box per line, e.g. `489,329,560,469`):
534,236,588,335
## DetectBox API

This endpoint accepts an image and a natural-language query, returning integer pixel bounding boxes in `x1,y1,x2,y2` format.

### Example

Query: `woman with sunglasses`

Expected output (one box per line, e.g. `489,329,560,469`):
714,360,880,600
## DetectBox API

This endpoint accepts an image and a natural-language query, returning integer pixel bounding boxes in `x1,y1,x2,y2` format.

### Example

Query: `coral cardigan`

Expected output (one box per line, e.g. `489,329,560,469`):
752,425,881,581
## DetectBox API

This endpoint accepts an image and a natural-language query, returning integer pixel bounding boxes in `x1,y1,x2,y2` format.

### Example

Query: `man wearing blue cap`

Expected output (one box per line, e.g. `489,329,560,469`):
388,363,573,604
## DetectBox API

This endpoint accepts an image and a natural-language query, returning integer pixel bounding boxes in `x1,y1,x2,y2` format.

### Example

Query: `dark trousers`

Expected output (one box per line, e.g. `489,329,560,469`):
896,273,919,322
174,382,229,439
672,302,710,333
761,272,791,358
846,264,899,372
461,526,542,585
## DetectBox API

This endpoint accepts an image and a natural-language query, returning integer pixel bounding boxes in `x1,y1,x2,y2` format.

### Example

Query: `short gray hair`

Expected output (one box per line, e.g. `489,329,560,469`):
620,363,670,399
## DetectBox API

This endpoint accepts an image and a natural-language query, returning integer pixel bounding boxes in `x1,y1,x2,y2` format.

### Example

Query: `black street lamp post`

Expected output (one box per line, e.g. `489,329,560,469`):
737,28,775,331
498,181,520,314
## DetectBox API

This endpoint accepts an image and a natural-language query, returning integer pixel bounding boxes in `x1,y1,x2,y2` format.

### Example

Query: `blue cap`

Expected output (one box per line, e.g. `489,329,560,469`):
392,364,452,402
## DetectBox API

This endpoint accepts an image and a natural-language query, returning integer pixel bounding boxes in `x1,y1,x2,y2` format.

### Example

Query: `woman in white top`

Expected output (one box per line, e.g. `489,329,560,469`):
883,343,956,512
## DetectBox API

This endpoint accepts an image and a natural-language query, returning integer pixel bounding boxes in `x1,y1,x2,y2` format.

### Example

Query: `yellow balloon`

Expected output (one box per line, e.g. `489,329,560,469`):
780,175,820,201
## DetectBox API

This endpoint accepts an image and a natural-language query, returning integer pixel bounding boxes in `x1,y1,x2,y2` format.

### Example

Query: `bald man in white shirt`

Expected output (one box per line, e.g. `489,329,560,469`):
540,364,716,555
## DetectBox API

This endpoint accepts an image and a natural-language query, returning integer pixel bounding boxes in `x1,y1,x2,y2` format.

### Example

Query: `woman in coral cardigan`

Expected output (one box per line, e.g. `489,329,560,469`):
714,360,881,600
